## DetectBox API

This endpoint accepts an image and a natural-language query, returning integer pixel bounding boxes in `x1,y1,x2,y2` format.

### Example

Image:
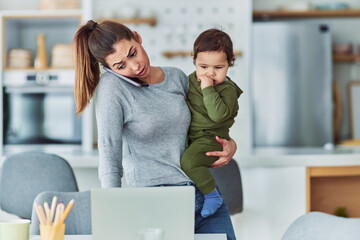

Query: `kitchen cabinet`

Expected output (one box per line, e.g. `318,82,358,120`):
307,166,360,217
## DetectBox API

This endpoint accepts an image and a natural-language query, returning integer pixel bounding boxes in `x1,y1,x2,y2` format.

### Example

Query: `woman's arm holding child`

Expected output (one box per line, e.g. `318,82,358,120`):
206,136,237,168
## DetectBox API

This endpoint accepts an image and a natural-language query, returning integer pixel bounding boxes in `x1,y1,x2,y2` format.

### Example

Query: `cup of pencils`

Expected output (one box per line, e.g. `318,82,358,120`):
34,196,74,240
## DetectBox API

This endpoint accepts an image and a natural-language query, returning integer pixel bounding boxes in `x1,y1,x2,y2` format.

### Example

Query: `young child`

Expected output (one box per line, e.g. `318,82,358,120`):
181,29,242,218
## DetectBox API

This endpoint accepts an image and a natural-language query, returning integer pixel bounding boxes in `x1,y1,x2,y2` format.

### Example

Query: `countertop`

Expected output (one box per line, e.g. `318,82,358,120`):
239,146,360,167
63,146,360,168
1,146,360,169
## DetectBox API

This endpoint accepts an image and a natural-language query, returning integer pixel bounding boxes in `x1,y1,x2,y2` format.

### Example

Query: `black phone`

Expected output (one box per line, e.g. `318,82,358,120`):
103,67,149,87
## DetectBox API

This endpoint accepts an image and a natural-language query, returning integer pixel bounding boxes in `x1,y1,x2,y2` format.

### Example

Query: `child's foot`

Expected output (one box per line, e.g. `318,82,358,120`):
201,189,223,218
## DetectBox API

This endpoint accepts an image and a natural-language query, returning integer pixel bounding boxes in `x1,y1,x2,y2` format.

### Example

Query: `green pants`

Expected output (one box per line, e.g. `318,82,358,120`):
180,137,222,195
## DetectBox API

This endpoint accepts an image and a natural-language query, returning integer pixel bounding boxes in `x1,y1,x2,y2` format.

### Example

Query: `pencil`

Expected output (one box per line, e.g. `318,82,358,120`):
60,203,64,218
37,205,47,225
44,201,50,225
56,199,74,227
49,196,57,225
53,203,61,226
34,202,45,225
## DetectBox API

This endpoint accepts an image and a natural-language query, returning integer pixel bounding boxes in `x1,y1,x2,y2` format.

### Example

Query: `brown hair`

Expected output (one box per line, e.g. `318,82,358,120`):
73,20,135,114
193,28,235,66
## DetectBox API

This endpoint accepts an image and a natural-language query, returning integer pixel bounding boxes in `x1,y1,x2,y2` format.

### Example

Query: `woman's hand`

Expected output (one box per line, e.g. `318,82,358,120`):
206,136,237,168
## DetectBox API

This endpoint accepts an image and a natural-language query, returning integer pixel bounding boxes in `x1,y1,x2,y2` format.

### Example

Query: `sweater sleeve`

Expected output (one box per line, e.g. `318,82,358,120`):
201,84,239,123
95,79,125,188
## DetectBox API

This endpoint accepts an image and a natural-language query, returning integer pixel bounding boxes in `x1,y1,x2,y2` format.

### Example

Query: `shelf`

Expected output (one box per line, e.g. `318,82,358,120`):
3,67,75,72
97,17,157,26
253,9,360,20
333,54,360,63
307,166,360,217
162,50,243,59
2,15,80,70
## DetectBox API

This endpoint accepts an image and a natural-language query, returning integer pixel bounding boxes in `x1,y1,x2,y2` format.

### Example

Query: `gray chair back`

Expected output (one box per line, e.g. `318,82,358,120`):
0,151,78,219
281,212,360,240
210,159,243,215
30,191,91,235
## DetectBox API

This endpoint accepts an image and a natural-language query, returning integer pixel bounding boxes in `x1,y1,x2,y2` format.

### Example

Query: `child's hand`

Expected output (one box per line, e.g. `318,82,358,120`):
198,75,214,89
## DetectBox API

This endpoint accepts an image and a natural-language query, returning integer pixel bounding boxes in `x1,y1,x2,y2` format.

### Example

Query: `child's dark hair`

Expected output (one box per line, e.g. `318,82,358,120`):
193,29,235,66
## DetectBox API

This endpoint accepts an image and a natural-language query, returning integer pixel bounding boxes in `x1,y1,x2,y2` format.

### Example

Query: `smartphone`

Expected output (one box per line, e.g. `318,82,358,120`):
103,67,149,87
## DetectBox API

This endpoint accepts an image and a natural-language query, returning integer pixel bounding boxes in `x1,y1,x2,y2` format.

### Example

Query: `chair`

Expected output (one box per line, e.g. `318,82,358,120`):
209,159,243,215
30,191,91,235
0,151,79,220
281,211,360,240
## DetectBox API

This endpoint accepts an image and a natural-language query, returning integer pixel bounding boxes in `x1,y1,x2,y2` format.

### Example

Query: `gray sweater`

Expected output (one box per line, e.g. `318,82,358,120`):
95,67,192,188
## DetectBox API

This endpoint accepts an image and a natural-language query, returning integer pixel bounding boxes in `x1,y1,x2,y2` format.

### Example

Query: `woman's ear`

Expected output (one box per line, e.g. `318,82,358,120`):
133,31,142,44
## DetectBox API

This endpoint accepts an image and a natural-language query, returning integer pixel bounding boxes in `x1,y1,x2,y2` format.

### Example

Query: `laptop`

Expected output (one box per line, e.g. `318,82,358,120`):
91,186,195,240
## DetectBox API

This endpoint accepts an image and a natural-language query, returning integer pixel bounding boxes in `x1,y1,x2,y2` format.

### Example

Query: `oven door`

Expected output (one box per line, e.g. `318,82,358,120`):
3,86,81,145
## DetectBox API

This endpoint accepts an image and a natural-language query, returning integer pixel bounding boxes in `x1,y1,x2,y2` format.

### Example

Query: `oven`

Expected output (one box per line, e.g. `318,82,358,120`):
2,70,84,153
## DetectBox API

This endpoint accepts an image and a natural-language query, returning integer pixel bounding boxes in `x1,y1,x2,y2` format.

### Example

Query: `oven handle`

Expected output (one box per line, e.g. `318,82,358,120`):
5,86,74,94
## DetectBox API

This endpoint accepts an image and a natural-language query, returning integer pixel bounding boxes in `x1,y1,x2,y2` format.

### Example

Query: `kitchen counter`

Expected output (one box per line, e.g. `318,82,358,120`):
239,146,360,167
61,146,360,169
1,146,360,169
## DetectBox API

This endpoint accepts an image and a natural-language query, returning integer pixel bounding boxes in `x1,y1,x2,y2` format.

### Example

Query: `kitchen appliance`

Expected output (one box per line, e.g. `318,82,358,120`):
2,70,82,149
251,22,333,147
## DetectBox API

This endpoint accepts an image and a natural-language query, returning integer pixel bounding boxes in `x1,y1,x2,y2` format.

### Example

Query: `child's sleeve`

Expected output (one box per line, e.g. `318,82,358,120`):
202,83,241,123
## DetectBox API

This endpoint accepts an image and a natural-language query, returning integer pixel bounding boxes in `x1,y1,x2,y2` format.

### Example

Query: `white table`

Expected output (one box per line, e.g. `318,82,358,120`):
31,234,227,240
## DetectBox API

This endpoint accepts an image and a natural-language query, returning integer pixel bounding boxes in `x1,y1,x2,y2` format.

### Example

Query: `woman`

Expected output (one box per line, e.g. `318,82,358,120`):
73,20,237,239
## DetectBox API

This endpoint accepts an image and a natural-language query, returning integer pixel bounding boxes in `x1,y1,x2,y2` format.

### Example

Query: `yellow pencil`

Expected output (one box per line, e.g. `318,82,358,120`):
56,199,74,227
49,196,57,225
34,202,45,225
